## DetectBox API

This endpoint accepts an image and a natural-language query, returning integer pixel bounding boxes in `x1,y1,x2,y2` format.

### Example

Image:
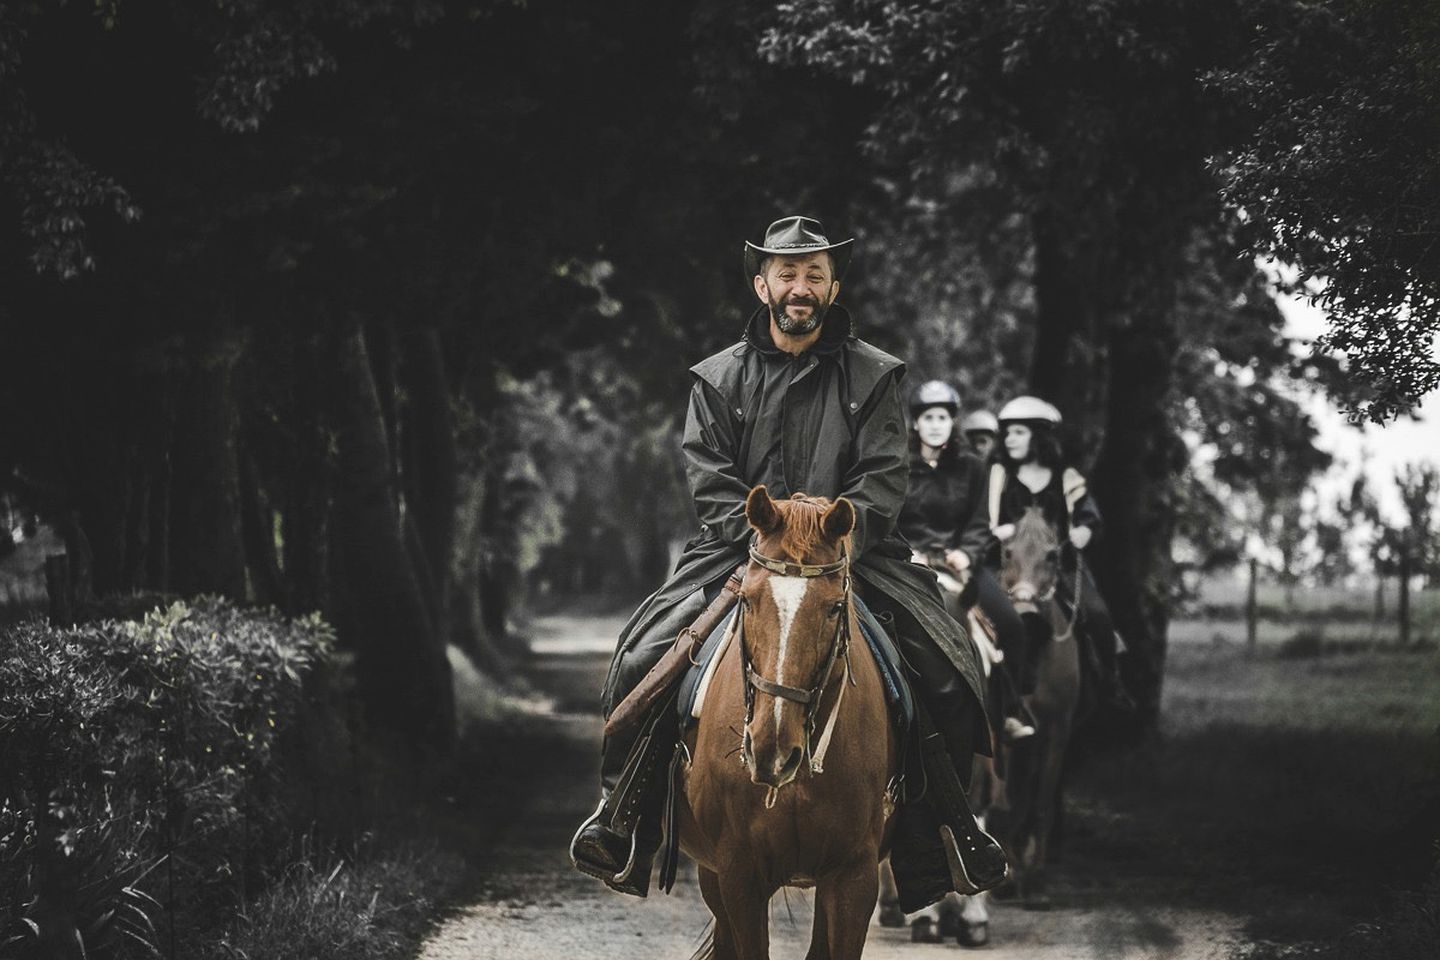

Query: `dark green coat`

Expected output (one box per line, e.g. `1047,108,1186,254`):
600,305,987,729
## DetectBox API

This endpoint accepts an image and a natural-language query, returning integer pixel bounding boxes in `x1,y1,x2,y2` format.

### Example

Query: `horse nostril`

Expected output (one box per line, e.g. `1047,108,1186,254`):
776,746,804,778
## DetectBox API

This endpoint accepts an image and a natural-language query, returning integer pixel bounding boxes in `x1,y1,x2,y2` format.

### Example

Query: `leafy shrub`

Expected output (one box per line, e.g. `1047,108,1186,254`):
0,598,336,959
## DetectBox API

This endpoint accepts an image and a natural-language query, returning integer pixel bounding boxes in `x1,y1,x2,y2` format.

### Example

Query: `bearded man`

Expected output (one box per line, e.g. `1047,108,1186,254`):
570,216,1006,906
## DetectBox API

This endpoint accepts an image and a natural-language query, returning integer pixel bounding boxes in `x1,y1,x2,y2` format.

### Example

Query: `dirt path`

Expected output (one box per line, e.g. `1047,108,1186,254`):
421,615,1250,959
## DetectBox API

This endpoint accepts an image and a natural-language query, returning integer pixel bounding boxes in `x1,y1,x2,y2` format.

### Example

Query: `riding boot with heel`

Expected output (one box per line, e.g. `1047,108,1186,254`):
570,700,675,897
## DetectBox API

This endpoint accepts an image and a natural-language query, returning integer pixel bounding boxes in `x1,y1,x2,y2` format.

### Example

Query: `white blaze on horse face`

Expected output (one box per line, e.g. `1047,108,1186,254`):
768,575,810,732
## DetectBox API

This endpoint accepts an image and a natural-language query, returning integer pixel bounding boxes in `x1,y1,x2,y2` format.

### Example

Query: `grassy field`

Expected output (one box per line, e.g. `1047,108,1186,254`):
1062,597,1440,958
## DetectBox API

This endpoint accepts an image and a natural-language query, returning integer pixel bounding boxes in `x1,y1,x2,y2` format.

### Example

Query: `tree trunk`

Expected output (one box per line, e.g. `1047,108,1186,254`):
1398,541,1411,647
238,447,287,608
281,334,332,616
1089,309,1182,733
401,328,458,641
328,322,454,753
1030,208,1104,449
167,343,248,599
1245,557,1258,652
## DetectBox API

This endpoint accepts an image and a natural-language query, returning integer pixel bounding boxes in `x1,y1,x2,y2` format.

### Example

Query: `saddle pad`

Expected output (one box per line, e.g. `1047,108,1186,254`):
677,597,915,733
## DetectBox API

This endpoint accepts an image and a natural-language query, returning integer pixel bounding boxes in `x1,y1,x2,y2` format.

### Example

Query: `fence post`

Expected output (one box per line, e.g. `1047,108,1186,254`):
1398,537,1411,647
1245,557,1259,652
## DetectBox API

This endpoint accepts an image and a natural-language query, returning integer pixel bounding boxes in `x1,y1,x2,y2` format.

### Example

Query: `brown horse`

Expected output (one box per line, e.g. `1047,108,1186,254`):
988,505,1083,910
679,485,899,960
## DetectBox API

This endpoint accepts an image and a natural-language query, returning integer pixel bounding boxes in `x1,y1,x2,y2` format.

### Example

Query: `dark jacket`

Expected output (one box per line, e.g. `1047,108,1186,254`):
600,305,987,718
976,462,1104,567
897,444,990,563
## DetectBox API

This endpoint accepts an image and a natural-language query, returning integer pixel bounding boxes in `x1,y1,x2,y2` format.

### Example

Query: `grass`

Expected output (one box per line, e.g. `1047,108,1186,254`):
1063,622,1440,957
199,842,467,960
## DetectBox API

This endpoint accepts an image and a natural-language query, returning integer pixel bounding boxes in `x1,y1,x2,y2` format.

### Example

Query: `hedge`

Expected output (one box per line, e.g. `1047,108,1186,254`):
0,598,340,959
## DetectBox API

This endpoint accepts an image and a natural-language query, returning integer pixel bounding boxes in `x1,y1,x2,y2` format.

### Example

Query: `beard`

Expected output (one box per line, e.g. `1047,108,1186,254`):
768,290,828,335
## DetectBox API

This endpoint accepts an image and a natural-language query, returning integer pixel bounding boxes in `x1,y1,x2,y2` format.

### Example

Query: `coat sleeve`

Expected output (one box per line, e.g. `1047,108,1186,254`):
960,460,999,565
838,369,909,558
954,457,992,560
682,376,752,548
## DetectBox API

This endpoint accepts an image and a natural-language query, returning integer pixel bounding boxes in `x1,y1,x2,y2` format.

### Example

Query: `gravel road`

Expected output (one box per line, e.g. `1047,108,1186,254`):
420,615,1246,960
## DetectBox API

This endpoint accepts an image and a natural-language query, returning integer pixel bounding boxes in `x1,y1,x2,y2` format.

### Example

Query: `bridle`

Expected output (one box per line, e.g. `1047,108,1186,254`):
737,538,856,793
1001,531,1083,642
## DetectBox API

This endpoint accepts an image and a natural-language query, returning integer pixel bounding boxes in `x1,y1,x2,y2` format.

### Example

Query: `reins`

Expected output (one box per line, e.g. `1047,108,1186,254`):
738,539,856,802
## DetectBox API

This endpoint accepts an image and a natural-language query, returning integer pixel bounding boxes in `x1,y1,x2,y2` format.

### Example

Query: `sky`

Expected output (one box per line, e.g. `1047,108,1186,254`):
1272,286,1440,526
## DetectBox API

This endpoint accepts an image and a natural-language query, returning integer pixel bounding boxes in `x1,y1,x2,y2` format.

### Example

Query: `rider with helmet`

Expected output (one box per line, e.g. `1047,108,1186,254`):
959,410,1000,462
898,380,1036,742
982,396,1133,711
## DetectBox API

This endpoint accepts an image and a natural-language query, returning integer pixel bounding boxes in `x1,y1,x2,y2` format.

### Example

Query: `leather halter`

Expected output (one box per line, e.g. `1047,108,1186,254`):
738,539,855,777
1001,529,1083,641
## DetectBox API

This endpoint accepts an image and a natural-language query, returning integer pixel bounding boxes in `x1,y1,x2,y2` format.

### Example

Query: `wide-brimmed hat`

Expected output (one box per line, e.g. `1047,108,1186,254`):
744,216,854,280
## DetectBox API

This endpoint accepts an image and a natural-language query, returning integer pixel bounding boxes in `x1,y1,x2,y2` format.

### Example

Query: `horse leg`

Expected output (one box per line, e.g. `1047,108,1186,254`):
699,867,739,960
957,891,990,948
1025,719,1071,911
716,869,771,960
875,860,905,927
812,861,879,960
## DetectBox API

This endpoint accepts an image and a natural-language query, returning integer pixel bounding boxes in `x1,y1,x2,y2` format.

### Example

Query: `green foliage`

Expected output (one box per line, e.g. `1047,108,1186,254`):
1212,0,1440,422
0,598,335,958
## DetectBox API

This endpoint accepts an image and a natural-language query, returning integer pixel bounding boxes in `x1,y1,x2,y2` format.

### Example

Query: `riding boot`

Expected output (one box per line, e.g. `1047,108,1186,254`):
916,714,1009,895
570,696,675,897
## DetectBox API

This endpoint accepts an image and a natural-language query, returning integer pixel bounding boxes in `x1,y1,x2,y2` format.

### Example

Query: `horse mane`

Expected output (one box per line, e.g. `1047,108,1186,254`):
1013,505,1058,547
773,493,849,560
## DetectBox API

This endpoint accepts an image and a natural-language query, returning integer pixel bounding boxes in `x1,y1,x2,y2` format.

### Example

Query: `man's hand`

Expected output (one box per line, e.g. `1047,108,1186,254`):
911,550,931,566
1069,525,1093,550
993,523,1016,542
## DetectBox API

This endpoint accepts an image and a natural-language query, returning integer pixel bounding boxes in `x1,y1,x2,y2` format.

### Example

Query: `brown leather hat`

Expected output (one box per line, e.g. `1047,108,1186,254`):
743,215,854,280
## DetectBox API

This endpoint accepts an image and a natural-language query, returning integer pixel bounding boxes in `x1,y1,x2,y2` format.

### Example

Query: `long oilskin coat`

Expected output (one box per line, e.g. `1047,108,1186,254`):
600,305,988,748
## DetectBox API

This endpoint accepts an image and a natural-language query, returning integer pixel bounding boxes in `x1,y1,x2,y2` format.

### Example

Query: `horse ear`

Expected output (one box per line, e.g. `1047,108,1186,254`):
745,485,783,535
821,497,856,540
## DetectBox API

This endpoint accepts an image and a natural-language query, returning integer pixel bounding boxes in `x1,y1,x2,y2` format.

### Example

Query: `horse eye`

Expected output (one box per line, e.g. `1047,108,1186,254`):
828,600,845,619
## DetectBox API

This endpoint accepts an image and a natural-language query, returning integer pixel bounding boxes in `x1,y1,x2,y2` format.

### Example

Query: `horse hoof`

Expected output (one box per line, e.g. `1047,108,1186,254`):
878,901,906,928
910,918,942,944
958,921,989,948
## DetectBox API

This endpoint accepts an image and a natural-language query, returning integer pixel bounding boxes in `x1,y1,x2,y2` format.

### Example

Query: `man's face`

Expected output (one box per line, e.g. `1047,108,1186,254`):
753,252,838,335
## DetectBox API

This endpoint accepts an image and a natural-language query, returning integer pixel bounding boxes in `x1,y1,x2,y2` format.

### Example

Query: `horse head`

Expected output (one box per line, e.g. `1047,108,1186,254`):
1000,506,1061,615
738,484,855,791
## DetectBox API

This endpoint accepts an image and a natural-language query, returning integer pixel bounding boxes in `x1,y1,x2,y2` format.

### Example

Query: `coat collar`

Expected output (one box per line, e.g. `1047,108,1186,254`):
743,303,854,358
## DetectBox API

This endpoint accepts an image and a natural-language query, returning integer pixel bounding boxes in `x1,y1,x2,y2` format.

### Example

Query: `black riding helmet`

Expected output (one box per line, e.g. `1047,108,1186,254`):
909,380,962,419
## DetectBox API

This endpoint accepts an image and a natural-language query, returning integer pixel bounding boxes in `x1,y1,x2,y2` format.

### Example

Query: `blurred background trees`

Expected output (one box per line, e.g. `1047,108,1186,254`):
2,0,1436,746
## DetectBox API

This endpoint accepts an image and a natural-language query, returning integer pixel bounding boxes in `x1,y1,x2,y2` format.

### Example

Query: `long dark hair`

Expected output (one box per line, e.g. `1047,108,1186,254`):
998,422,1064,470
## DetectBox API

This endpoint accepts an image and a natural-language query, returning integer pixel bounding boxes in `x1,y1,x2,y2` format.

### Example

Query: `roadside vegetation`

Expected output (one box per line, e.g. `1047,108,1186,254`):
1063,582,1440,960
0,597,469,960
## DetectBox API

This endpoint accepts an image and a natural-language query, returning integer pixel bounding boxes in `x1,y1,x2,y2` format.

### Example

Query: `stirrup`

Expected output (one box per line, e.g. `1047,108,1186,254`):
939,823,1009,896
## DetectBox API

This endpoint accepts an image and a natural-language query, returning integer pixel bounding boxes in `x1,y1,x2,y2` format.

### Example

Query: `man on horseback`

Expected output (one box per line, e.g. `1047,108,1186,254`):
981,396,1134,712
571,215,1006,903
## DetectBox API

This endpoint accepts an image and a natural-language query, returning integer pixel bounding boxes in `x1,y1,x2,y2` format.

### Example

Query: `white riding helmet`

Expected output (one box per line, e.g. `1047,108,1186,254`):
997,395,1062,426
959,410,999,436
